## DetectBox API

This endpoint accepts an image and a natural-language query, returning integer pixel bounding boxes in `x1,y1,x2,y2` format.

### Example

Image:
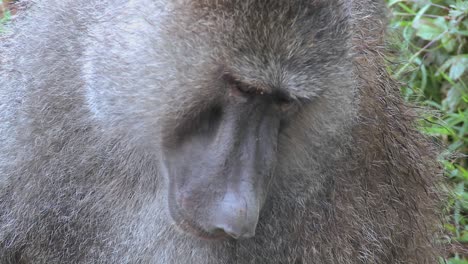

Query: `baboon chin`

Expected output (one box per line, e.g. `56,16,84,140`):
0,0,442,263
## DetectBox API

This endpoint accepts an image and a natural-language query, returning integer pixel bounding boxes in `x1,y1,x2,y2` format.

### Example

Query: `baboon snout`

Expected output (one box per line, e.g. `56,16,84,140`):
206,191,259,239
162,94,279,240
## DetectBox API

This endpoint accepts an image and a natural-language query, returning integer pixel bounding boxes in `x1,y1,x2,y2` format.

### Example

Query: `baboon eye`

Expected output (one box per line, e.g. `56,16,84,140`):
279,100,293,112
224,74,265,98
235,84,265,96
223,73,295,112
274,93,295,112
230,82,265,98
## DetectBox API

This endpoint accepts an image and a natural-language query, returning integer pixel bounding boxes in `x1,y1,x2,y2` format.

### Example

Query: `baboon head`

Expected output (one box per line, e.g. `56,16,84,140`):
85,0,354,240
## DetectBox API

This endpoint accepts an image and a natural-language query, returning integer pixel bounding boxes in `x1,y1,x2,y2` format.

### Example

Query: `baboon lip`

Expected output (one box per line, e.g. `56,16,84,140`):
174,217,231,241
169,202,232,241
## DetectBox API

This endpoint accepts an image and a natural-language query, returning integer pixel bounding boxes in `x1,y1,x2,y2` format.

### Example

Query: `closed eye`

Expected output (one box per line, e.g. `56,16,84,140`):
223,74,266,98
222,72,308,113
236,83,265,96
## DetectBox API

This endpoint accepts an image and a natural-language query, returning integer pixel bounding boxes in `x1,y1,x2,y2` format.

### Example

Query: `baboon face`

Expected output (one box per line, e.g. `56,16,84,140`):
156,3,351,240
85,0,352,240
160,72,297,239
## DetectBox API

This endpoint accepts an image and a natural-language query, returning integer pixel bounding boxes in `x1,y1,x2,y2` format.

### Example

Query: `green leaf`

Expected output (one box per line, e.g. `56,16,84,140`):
438,55,468,80
442,35,457,52
413,17,447,40
454,30,468,36
449,55,468,80
448,259,468,264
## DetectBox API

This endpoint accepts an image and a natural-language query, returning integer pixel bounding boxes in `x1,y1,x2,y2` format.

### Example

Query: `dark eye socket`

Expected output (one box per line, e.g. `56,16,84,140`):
167,104,223,147
274,93,293,105
273,91,295,111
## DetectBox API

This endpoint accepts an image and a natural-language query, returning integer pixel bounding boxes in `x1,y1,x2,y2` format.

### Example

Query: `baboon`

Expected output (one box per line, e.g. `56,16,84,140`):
0,0,443,263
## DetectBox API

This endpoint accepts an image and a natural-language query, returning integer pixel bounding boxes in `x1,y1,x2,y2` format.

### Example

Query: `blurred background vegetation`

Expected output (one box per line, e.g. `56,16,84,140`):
0,0,467,262
0,0,12,33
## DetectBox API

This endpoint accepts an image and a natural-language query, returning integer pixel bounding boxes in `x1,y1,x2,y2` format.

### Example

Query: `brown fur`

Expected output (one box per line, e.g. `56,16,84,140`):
0,0,443,263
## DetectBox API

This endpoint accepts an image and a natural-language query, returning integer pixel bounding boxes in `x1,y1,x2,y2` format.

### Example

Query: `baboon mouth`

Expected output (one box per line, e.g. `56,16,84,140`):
175,220,231,240
169,202,232,240
171,213,232,240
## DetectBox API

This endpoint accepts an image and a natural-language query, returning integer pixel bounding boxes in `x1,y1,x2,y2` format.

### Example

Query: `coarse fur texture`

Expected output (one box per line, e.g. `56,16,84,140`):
0,0,442,263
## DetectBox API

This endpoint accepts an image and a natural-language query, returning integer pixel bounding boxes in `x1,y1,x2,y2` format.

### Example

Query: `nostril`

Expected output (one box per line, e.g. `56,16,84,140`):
206,192,260,240
210,223,256,240
226,230,255,240
224,227,242,239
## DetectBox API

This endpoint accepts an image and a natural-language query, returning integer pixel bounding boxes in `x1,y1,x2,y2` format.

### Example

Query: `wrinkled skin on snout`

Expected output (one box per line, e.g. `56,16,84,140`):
160,76,295,240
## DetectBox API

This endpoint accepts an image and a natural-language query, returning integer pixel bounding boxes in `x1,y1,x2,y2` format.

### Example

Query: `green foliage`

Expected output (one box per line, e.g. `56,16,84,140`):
0,1,11,33
387,0,468,262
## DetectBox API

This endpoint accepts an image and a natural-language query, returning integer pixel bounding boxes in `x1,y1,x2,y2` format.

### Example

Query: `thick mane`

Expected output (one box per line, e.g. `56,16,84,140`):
349,2,443,260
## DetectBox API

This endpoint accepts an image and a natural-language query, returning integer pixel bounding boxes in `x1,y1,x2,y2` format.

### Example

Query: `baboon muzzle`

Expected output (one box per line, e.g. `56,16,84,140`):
162,99,279,239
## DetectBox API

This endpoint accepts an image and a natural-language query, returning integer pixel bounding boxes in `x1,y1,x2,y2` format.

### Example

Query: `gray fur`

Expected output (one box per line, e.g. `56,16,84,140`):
0,0,442,263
